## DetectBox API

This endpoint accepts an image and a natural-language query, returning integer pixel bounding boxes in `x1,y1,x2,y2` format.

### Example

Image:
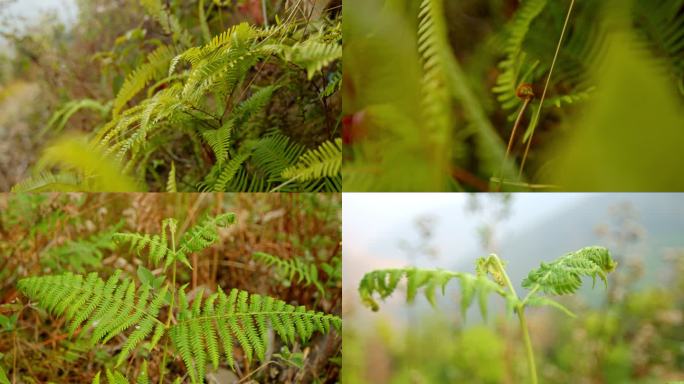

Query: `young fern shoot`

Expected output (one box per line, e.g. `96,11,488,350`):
358,246,616,384
17,213,341,383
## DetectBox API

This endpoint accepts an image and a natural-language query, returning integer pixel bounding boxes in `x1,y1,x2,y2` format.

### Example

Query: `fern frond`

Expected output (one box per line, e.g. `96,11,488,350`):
417,0,452,142
114,218,177,268
634,0,684,87
113,45,175,116
17,271,167,366
15,137,139,192
358,268,509,319
44,99,111,136
169,287,342,384
91,365,149,384
522,246,617,295
284,40,342,79
232,85,276,127
175,213,236,267
166,162,177,192
281,138,341,182
105,370,129,384
0,366,8,384
210,151,253,192
140,0,193,47
251,134,306,183
11,171,83,192
493,0,547,112
202,120,234,165
253,252,325,294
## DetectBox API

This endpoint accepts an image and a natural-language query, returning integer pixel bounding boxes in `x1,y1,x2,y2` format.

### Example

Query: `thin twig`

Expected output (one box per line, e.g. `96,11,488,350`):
518,0,576,179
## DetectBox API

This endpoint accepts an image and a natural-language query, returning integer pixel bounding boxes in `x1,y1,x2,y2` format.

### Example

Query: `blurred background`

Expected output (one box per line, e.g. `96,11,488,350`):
342,193,684,383
343,0,684,191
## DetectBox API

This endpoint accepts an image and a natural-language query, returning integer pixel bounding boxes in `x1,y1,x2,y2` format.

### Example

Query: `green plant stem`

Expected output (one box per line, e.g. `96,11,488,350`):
262,0,269,27
518,0,576,179
518,309,538,384
159,231,178,384
491,256,538,384
498,97,531,190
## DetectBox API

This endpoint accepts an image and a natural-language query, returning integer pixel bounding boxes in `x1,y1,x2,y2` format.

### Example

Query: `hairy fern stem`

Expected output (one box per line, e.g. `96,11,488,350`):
489,255,538,383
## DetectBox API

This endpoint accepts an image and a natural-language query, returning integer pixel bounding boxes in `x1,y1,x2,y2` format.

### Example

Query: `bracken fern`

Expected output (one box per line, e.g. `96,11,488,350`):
359,245,616,384
18,213,341,383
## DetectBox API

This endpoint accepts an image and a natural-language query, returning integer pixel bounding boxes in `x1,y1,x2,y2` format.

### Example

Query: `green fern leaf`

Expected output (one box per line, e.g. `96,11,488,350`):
281,138,341,182
521,246,617,295
169,287,341,384
284,40,341,79
251,134,306,183
17,271,167,366
358,268,508,319
44,99,111,136
114,218,177,268
0,365,9,384
175,213,236,267
253,252,325,295
14,137,139,192
166,162,177,192
113,45,175,116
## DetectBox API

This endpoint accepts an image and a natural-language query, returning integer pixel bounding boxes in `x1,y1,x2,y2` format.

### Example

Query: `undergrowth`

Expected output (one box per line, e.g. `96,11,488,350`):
0,193,342,383
8,0,341,192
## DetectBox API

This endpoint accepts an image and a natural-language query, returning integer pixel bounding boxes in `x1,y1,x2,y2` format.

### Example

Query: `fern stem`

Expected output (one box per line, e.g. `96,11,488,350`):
262,0,269,27
518,309,538,384
159,231,178,384
491,255,538,383
491,255,518,297
518,0,576,179
498,98,531,190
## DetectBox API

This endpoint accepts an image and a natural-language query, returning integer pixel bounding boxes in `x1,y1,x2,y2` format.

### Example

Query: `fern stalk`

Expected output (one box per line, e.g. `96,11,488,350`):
488,255,538,384
519,0,576,178
159,228,178,384
498,95,532,190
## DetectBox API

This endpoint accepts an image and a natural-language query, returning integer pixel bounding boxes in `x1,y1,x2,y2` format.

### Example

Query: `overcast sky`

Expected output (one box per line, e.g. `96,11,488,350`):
1,0,77,31
342,193,588,290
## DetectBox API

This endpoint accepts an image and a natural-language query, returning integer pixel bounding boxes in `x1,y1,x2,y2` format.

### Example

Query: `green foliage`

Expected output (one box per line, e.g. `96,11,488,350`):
0,366,8,384
359,246,617,382
344,0,684,191
252,251,325,295
44,99,111,136
522,246,618,295
17,270,168,365
360,247,616,317
17,1,341,192
113,45,176,116
16,212,341,383
358,268,509,319
166,162,177,192
281,138,342,184
114,213,235,270
42,222,124,273
11,137,139,192
92,366,149,384
170,287,341,383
